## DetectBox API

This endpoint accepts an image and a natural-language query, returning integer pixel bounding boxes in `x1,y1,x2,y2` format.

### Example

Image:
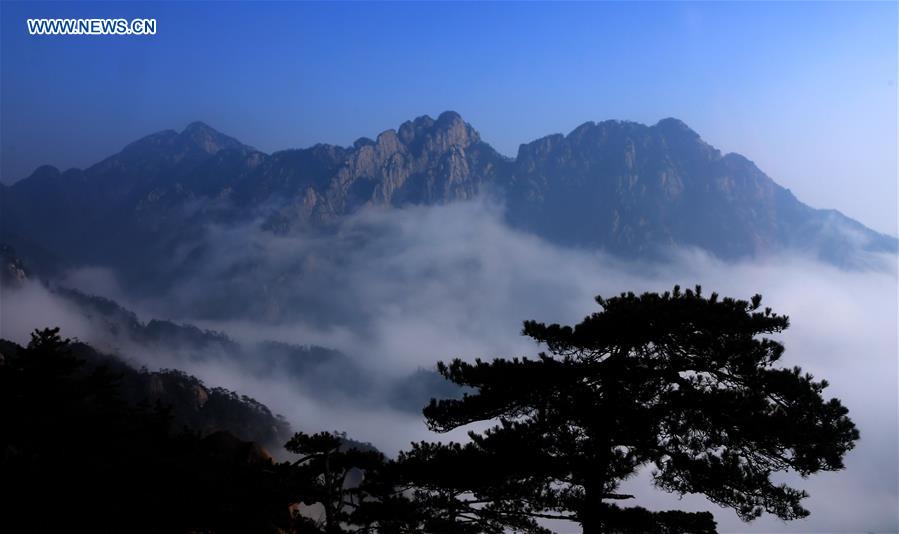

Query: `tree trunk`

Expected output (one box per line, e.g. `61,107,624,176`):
581,483,604,534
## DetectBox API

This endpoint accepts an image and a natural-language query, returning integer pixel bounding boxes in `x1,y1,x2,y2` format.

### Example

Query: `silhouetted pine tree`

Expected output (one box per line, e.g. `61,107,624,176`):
411,286,858,534
285,431,388,533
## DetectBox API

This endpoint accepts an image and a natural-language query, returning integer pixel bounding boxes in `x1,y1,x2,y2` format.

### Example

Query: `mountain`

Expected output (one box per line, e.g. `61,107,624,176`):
0,274,461,412
1,112,893,276
505,118,896,262
0,332,291,449
0,330,295,532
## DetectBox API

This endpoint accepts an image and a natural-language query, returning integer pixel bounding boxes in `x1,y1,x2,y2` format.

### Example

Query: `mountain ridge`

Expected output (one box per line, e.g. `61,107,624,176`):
0,115,744,184
1,112,894,275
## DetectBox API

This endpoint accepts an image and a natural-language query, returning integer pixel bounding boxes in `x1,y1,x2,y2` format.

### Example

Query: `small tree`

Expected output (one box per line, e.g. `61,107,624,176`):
415,286,858,533
285,431,387,533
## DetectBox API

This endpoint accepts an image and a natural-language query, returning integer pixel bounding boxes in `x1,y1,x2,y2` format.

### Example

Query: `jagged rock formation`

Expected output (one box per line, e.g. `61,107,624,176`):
253,111,508,232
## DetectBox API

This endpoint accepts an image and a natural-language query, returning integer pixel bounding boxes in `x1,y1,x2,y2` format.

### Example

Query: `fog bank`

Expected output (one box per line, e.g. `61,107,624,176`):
2,201,895,532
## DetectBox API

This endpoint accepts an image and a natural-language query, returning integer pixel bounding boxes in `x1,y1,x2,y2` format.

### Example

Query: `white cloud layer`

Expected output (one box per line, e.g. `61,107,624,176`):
2,200,895,532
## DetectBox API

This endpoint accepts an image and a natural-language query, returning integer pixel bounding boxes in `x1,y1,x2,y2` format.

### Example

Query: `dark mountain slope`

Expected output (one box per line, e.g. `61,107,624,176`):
0,331,290,450
0,329,297,532
505,118,895,261
0,122,257,268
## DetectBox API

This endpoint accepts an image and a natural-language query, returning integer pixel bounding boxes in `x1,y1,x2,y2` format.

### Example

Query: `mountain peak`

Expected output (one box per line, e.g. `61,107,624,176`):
182,121,217,135
654,117,699,138
436,110,463,123
569,121,597,138
395,111,480,151
30,164,62,180
179,121,247,154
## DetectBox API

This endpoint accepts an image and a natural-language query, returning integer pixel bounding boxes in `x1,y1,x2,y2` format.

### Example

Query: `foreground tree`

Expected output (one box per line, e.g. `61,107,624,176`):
285,431,390,533
415,286,859,533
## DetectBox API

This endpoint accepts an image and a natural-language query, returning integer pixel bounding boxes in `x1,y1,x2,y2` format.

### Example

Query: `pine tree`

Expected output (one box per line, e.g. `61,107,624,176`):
413,286,858,533
285,431,387,533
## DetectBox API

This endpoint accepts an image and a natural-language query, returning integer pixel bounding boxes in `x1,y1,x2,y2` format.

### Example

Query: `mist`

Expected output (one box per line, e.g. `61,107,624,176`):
2,200,895,532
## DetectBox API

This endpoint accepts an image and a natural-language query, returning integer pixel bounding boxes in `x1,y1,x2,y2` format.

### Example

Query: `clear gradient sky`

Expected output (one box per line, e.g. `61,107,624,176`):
1,1,896,235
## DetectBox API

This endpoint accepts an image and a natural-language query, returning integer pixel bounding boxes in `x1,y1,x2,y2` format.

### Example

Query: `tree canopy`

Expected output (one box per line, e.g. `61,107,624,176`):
412,286,859,533
1,286,860,533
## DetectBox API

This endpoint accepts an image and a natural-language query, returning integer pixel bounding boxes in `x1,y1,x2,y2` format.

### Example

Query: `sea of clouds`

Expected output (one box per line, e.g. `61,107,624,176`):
2,200,895,532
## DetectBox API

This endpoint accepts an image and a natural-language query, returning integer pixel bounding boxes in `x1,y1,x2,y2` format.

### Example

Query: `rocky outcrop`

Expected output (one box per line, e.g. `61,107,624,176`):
264,111,506,231
0,244,28,287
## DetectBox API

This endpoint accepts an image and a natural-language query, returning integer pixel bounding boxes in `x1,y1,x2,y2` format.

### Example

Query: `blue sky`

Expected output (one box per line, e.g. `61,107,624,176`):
1,1,896,234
